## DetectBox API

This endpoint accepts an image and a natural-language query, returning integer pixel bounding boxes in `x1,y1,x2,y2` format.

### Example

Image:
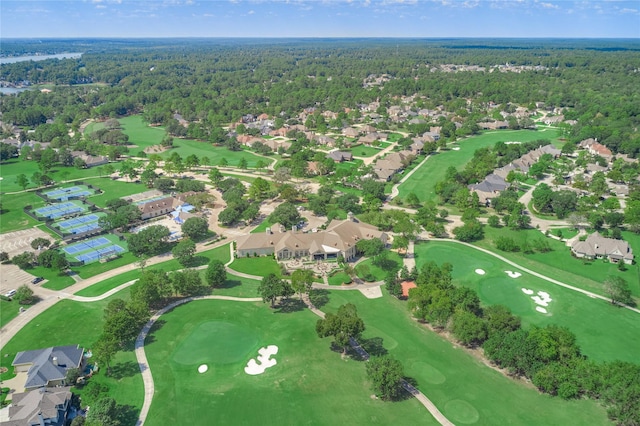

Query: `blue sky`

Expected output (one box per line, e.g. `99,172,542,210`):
1,0,639,38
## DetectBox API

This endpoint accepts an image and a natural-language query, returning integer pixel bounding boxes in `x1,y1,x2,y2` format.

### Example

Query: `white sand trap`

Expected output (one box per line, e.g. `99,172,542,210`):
475,269,485,275
244,345,278,375
505,270,522,278
536,307,548,314
359,287,382,299
198,364,208,373
521,288,534,295
452,147,461,151
532,291,553,307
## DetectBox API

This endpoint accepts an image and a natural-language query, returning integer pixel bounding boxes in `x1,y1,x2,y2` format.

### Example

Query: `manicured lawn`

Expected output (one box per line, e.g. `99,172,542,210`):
119,115,165,151
351,144,386,157
476,226,640,299
0,192,43,232
328,271,351,286
550,227,579,240
397,128,561,203
229,256,280,278
205,272,262,298
144,299,435,426
323,289,609,426
87,178,150,208
250,218,273,234
0,299,20,328
335,159,364,175
414,240,640,363
0,289,143,412
355,251,403,282
28,266,75,290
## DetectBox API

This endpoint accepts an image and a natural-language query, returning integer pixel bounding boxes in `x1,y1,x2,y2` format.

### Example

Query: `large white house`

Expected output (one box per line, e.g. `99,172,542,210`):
571,232,634,265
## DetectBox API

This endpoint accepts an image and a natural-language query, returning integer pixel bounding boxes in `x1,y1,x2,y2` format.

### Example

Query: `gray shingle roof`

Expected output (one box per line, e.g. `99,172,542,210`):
13,345,83,389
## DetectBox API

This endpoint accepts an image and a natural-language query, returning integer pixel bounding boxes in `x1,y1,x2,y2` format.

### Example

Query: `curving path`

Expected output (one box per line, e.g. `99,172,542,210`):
134,293,455,426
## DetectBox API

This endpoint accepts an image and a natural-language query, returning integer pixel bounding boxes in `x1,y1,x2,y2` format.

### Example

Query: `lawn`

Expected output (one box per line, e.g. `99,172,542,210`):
476,226,640,299
119,115,165,151
414,240,640,363
351,144,387,158
328,271,351,286
323,290,609,426
229,255,280,278
250,218,273,234
87,178,150,208
550,227,579,240
355,251,404,282
0,192,43,232
144,299,436,426
0,289,143,413
0,299,20,328
397,128,561,203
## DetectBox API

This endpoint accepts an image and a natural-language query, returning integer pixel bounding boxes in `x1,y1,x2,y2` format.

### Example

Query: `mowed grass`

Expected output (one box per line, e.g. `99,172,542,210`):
0,289,143,412
0,159,110,193
119,115,271,168
0,299,20,328
414,240,640,363
229,255,280,278
323,290,610,426
476,227,640,299
397,128,561,203
144,299,436,426
0,192,44,232
356,251,404,281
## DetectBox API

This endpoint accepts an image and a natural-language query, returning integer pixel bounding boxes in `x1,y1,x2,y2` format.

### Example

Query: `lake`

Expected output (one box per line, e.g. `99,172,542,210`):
0,52,83,65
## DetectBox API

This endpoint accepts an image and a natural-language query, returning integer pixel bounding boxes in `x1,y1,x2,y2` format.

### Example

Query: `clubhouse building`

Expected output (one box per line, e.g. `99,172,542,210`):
235,217,388,261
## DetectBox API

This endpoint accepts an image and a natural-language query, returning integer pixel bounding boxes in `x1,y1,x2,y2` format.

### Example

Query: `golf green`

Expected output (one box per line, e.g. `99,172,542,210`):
172,321,258,365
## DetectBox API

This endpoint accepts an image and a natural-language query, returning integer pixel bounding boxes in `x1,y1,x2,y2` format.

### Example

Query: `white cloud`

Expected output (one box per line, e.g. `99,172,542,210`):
96,4,107,8
620,8,638,14
538,2,559,9
248,9,255,14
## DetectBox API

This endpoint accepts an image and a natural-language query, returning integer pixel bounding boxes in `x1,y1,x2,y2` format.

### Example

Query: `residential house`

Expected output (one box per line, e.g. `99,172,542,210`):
70,151,109,168
571,232,633,264
235,217,388,261
579,138,613,158
12,345,84,390
342,127,360,138
469,174,510,204
327,151,353,162
5,387,72,426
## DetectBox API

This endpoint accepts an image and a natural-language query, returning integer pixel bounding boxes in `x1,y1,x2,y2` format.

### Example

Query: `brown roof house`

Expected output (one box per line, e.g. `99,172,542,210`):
571,232,633,265
12,345,84,390
235,217,387,261
5,387,72,426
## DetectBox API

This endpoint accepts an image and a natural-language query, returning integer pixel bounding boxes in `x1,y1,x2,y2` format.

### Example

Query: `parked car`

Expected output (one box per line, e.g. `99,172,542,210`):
4,289,16,298
31,277,44,285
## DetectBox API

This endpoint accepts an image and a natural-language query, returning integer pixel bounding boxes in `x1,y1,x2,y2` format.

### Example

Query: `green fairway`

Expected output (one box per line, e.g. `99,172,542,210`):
0,289,143,412
476,227,640,298
323,290,610,426
119,115,165,151
414,240,640,363
145,299,436,426
397,128,561,203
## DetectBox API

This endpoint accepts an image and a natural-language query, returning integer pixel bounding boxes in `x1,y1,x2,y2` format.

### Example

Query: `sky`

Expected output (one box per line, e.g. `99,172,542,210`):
1,0,639,39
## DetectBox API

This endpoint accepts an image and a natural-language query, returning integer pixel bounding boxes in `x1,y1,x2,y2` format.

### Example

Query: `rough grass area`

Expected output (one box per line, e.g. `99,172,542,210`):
0,289,143,413
144,299,436,426
324,289,610,426
397,128,561,203
414,240,640,363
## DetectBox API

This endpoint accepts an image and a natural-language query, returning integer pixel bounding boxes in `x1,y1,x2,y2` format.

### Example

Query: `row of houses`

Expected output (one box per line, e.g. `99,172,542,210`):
469,144,561,204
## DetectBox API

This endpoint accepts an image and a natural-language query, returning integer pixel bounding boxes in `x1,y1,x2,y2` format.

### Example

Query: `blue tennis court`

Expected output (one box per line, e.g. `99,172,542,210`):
135,195,166,205
69,223,101,234
43,186,94,201
44,186,81,197
34,202,86,219
76,245,125,263
58,214,99,229
63,237,111,254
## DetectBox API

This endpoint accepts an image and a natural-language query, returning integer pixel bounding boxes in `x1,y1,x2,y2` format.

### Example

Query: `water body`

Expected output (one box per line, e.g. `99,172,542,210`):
0,52,83,65
0,87,28,95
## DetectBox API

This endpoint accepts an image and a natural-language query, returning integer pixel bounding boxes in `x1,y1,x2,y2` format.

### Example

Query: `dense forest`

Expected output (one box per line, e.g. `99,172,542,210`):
1,38,640,156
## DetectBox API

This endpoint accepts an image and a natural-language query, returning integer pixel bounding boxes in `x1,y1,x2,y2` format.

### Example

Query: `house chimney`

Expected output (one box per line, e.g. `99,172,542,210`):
52,357,58,366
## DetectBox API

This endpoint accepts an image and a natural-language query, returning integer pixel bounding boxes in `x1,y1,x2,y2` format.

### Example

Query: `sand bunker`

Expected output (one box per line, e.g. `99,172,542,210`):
198,364,208,373
536,307,548,314
452,147,461,151
475,269,486,275
505,270,522,278
521,288,534,295
532,291,553,307
245,345,278,375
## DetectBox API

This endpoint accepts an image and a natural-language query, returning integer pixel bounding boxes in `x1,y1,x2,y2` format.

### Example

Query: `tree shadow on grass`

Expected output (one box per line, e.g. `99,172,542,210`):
117,404,140,426
309,289,329,309
108,361,140,380
398,376,421,402
188,255,210,268
360,337,388,357
220,279,241,290
275,298,305,314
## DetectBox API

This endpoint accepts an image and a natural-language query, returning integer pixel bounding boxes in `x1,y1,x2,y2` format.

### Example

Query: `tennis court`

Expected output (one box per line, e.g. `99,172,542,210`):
58,214,100,229
62,235,128,264
33,201,88,220
43,185,95,201
135,195,166,205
